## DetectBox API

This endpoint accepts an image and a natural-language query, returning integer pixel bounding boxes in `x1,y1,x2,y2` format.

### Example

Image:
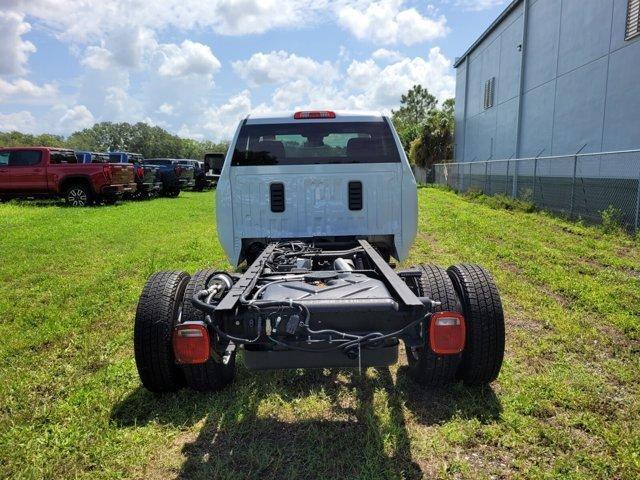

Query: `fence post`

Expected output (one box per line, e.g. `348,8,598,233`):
505,160,510,196
488,162,492,194
532,157,538,202
512,158,518,197
635,171,640,233
570,155,578,218
484,161,488,193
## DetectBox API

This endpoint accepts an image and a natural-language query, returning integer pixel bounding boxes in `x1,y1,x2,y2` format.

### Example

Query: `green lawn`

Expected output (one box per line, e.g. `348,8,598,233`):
0,189,638,479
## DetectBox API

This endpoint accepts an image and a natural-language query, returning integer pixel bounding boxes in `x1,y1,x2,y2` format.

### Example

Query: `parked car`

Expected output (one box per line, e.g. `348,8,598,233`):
0,147,136,206
203,152,225,187
144,158,195,195
133,110,505,393
108,151,162,198
75,151,110,164
177,159,208,190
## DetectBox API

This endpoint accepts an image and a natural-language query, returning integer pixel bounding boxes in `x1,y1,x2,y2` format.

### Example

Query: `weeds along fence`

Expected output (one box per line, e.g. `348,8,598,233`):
432,150,640,232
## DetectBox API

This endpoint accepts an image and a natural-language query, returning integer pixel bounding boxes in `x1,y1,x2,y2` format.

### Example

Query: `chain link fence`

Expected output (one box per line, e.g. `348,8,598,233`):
432,150,640,232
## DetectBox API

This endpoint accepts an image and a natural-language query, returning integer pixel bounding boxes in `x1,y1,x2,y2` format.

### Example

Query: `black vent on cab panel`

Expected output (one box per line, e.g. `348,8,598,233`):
348,181,363,211
270,183,285,212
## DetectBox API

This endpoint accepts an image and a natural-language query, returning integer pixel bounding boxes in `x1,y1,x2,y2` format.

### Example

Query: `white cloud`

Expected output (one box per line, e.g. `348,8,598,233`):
345,59,380,90
0,105,94,134
72,67,142,125
0,111,36,132
0,78,58,103
202,90,253,141
232,51,337,87
107,27,157,68
9,0,327,41
395,8,448,45
6,1,451,46
81,46,112,70
211,0,321,35
347,47,455,110
158,40,221,77
82,32,220,79
233,47,455,118
453,0,508,11
337,0,448,45
158,103,175,115
371,48,403,63
81,27,157,70
271,79,311,110
0,11,36,75
104,87,131,118
57,105,95,131
80,33,221,84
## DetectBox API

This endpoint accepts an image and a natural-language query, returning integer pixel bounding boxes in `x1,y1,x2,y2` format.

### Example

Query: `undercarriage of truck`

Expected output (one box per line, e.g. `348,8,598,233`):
191,240,449,371
133,237,504,393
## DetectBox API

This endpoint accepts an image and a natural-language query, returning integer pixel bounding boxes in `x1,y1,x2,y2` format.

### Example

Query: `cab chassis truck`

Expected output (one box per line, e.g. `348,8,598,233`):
134,111,505,392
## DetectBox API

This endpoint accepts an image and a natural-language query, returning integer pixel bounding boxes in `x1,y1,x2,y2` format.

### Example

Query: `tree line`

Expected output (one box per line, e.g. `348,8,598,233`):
0,85,453,166
0,122,228,159
391,84,454,169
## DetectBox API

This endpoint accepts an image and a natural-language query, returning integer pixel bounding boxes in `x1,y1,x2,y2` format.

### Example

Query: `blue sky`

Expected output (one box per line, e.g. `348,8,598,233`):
0,0,508,140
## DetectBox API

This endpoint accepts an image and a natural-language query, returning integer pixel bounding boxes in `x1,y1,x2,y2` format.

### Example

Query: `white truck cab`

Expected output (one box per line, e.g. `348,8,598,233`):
216,110,418,266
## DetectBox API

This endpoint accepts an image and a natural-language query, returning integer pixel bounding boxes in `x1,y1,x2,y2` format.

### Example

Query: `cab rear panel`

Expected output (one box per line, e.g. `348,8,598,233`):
217,113,418,265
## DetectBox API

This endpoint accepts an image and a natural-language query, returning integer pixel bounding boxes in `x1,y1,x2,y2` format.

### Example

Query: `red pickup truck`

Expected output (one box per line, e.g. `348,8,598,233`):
0,147,137,206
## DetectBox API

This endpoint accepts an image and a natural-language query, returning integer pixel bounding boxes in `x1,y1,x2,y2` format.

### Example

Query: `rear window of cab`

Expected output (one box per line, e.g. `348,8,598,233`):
232,121,401,166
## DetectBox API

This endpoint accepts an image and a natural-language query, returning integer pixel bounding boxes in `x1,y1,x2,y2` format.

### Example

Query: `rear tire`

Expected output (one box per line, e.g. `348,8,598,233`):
165,188,180,198
64,183,92,207
403,264,462,387
447,265,505,386
181,269,236,391
134,271,190,393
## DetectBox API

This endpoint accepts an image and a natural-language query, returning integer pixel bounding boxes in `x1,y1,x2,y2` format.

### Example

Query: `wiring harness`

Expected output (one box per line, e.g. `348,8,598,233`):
190,241,430,360
192,273,428,356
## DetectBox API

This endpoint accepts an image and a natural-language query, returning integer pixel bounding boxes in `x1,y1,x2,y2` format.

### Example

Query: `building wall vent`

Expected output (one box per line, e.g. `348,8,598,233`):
484,77,495,110
627,0,640,40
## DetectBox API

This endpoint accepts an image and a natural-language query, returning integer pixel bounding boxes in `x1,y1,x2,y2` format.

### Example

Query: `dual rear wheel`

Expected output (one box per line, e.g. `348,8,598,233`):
134,264,505,393
404,264,505,387
133,270,236,393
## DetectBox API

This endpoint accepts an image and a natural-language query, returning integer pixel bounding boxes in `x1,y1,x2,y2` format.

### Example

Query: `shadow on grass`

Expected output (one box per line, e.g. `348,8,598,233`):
111,365,501,479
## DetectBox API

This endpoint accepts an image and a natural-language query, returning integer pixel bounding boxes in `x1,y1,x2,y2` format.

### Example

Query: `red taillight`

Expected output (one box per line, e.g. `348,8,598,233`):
174,165,182,176
102,164,112,182
429,311,466,355
294,110,336,119
136,165,144,179
173,322,210,364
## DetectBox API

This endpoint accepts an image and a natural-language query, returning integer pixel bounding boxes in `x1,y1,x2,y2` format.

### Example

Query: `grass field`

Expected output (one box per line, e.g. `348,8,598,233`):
0,189,639,479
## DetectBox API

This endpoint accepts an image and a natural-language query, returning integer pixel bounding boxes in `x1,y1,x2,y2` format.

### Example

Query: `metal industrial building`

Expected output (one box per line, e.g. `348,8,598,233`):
453,0,640,162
